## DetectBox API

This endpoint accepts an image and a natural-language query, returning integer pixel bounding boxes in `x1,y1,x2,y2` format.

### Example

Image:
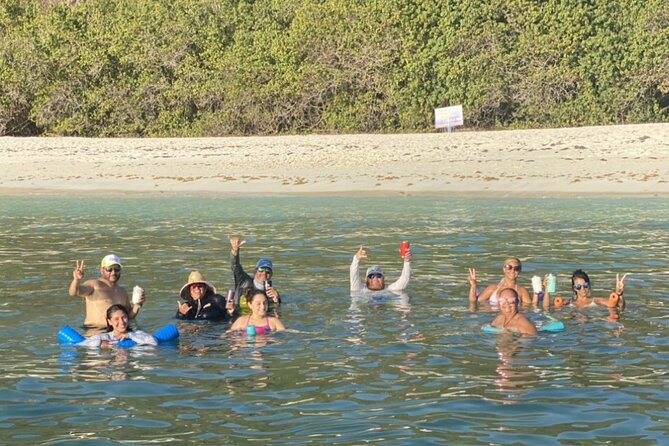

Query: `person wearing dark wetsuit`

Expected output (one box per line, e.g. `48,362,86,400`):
229,237,281,313
176,271,234,321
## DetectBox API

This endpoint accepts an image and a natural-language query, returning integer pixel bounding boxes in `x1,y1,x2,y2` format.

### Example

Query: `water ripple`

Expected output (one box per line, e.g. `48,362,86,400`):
0,196,667,444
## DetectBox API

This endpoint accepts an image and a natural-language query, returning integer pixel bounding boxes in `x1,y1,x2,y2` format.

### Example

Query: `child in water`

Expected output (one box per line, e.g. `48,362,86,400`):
229,290,285,334
78,304,158,347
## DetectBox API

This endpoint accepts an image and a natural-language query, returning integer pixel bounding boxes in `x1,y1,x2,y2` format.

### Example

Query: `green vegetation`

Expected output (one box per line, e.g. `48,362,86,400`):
1,0,667,136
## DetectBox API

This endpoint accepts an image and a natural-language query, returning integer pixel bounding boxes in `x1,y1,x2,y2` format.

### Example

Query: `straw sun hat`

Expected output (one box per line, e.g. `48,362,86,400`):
179,271,217,299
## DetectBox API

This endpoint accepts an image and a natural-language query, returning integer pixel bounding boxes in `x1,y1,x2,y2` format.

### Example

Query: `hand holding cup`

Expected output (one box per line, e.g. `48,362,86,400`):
132,285,145,306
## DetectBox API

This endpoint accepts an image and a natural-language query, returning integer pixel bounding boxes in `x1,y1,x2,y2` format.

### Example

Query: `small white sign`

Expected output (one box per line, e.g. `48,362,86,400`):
434,105,464,129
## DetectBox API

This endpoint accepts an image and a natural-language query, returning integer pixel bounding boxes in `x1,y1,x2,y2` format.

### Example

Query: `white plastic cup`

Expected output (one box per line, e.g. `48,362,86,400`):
132,285,144,305
531,276,543,294
546,274,557,293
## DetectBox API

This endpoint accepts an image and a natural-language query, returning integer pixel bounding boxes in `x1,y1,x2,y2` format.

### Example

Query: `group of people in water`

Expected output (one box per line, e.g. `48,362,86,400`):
67,238,627,346
468,256,627,334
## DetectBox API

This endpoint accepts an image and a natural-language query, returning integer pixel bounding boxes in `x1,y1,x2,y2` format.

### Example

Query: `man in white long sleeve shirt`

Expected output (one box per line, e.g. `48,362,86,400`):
350,246,412,293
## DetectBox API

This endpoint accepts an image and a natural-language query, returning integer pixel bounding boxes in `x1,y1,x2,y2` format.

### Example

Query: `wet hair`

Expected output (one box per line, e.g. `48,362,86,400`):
105,304,131,333
571,269,591,298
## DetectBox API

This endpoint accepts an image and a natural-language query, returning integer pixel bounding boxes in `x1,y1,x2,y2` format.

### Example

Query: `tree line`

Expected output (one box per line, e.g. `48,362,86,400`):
1,0,667,137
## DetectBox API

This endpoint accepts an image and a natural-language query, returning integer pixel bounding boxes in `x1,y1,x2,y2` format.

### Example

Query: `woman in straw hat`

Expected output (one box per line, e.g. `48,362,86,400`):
176,271,235,321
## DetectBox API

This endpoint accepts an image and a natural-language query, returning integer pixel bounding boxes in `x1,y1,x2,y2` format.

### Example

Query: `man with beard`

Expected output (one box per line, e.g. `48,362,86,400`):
68,254,145,329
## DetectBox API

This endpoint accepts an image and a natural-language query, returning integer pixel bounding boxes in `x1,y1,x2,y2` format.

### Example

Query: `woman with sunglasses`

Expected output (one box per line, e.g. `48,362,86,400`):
549,269,627,311
468,257,532,306
489,288,537,335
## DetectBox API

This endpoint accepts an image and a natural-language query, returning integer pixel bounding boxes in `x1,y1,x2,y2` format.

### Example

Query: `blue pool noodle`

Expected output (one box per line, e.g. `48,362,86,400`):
482,320,565,333
58,324,179,346
154,324,180,343
538,320,565,332
57,325,86,344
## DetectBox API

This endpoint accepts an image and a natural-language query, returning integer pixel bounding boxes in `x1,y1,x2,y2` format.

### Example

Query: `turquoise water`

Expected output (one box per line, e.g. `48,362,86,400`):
0,196,668,445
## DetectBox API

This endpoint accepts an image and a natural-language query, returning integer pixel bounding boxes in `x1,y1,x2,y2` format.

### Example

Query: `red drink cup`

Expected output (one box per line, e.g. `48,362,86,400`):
400,241,410,257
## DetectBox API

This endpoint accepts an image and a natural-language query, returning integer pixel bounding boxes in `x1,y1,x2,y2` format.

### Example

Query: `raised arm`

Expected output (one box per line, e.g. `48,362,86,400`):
615,273,627,311
350,246,366,292
229,237,250,288
593,273,628,310
387,251,412,292
68,260,94,297
468,268,479,302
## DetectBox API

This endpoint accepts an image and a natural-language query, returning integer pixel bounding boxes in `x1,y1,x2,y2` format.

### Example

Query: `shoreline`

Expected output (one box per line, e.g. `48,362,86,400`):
1,123,667,197
2,187,667,199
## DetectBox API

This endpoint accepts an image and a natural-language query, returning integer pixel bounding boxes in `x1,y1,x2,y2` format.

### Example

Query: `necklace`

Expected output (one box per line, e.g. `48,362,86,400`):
502,313,517,327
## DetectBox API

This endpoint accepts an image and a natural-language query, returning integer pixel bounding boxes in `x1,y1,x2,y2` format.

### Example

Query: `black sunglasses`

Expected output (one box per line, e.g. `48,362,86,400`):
573,283,590,291
367,273,383,279
104,267,121,273
257,267,273,274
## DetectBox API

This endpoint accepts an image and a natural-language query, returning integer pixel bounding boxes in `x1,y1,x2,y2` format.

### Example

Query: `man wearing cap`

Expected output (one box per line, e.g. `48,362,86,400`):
68,254,145,328
229,237,281,308
176,270,235,320
350,246,412,293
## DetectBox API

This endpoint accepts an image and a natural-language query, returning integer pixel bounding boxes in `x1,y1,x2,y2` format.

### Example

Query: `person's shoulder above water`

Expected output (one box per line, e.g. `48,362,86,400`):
67,254,144,328
177,270,234,320
468,257,531,306
490,288,537,336
79,304,158,347
543,269,627,315
229,236,281,305
229,290,285,333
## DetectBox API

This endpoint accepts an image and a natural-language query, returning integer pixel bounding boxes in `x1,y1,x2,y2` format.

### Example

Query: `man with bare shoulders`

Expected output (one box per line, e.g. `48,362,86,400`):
68,254,145,328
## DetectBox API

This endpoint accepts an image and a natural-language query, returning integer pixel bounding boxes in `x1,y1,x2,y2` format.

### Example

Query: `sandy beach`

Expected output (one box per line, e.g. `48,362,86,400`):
1,123,667,197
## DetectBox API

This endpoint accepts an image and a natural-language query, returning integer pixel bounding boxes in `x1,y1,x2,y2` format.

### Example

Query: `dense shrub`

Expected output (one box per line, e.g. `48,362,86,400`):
1,0,667,136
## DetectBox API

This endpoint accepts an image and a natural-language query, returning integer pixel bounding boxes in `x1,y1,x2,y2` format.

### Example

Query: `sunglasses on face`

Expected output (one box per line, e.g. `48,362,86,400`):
257,268,273,274
190,283,206,289
504,264,521,272
573,283,590,291
367,273,383,279
104,267,121,273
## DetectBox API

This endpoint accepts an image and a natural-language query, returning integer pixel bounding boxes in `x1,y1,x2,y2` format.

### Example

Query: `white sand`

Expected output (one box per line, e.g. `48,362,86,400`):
1,123,667,196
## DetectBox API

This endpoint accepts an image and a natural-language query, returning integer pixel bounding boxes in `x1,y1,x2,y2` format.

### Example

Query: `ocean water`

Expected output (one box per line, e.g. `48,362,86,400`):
0,195,667,445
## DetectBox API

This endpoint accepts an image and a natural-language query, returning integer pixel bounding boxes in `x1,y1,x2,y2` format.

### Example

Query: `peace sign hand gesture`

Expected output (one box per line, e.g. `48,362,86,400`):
468,268,477,287
73,260,85,280
615,273,628,295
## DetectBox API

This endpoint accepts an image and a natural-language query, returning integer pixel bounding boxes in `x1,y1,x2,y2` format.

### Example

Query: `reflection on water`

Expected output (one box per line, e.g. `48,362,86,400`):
492,336,539,404
0,196,668,445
